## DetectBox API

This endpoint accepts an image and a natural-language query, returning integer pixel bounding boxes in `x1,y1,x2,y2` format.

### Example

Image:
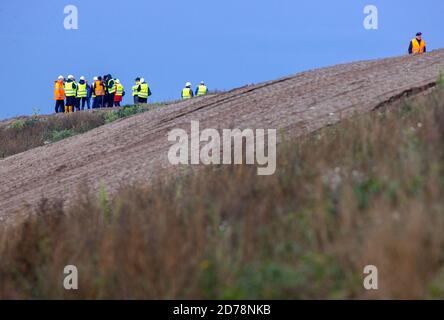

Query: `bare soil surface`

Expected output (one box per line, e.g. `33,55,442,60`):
1,50,444,223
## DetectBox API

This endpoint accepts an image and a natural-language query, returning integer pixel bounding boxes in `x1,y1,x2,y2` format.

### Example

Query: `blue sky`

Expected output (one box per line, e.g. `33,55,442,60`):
0,0,443,119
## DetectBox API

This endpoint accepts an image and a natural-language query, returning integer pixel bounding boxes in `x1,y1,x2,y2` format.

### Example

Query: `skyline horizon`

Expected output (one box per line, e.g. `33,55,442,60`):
1,0,443,120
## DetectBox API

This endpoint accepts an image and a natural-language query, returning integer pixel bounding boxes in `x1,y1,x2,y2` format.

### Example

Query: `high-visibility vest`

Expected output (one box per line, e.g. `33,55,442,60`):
77,83,87,98
116,83,124,96
182,88,192,99
94,80,105,96
139,83,149,99
412,39,426,54
54,80,65,100
64,81,76,97
107,79,116,94
196,85,208,96
132,82,140,96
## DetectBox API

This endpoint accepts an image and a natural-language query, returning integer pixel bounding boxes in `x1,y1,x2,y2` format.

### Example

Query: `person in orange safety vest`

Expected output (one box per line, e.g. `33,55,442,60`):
54,75,65,113
409,32,427,55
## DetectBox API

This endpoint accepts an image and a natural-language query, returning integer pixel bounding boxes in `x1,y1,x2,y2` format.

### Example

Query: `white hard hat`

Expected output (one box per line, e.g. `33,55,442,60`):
68,75,74,80
140,78,145,83
186,82,191,87
116,79,120,84
200,81,205,85
93,76,98,81
58,75,64,80
80,76,85,81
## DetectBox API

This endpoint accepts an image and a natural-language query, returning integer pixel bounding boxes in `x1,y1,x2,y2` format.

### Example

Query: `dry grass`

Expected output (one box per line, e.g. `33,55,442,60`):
0,88,444,299
0,104,160,159
0,112,106,158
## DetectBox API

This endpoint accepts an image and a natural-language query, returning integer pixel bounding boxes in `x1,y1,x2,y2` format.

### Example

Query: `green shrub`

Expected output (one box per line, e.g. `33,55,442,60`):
8,117,38,131
437,71,444,87
9,119,27,130
104,105,146,123
120,105,145,117
49,129,76,142
104,112,119,123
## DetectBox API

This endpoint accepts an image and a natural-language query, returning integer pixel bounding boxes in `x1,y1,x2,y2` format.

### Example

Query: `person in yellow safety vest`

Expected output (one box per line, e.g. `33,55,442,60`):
195,81,208,97
181,82,194,100
64,75,77,113
132,77,140,104
105,74,116,108
54,75,65,113
114,79,125,107
409,32,426,55
76,76,88,111
137,78,151,104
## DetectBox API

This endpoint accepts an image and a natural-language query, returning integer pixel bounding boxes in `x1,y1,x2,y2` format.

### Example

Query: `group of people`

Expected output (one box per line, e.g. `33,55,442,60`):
54,74,126,113
54,75,209,113
53,32,426,114
181,81,209,100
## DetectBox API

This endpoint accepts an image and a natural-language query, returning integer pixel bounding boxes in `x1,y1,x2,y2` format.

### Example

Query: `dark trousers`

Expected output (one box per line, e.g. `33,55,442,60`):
104,94,112,107
114,101,121,107
104,94,109,107
75,98,81,111
80,97,89,110
93,96,104,109
107,93,115,107
138,97,147,104
66,96,76,108
133,96,139,104
55,100,65,113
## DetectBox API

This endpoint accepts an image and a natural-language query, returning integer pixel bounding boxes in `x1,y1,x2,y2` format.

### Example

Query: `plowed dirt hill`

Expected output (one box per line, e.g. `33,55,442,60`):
1,50,444,223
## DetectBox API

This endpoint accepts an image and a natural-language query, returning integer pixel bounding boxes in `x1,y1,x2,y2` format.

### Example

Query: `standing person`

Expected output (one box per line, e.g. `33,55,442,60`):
85,80,92,110
114,79,124,107
93,76,105,109
64,75,77,113
91,77,97,108
71,76,80,112
77,76,88,111
181,82,194,100
54,75,65,113
132,77,140,105
195,81,208,97
106,74,116,108
103,75,109,107
137,78,151,104
409,32,427,55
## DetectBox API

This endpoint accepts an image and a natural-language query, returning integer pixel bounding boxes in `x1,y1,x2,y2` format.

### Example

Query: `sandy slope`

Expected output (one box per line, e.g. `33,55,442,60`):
1,50,444,223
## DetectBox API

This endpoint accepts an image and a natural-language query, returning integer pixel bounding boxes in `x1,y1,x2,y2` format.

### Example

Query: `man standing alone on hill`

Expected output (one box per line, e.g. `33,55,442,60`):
54,75,65,113
409,32,427,55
